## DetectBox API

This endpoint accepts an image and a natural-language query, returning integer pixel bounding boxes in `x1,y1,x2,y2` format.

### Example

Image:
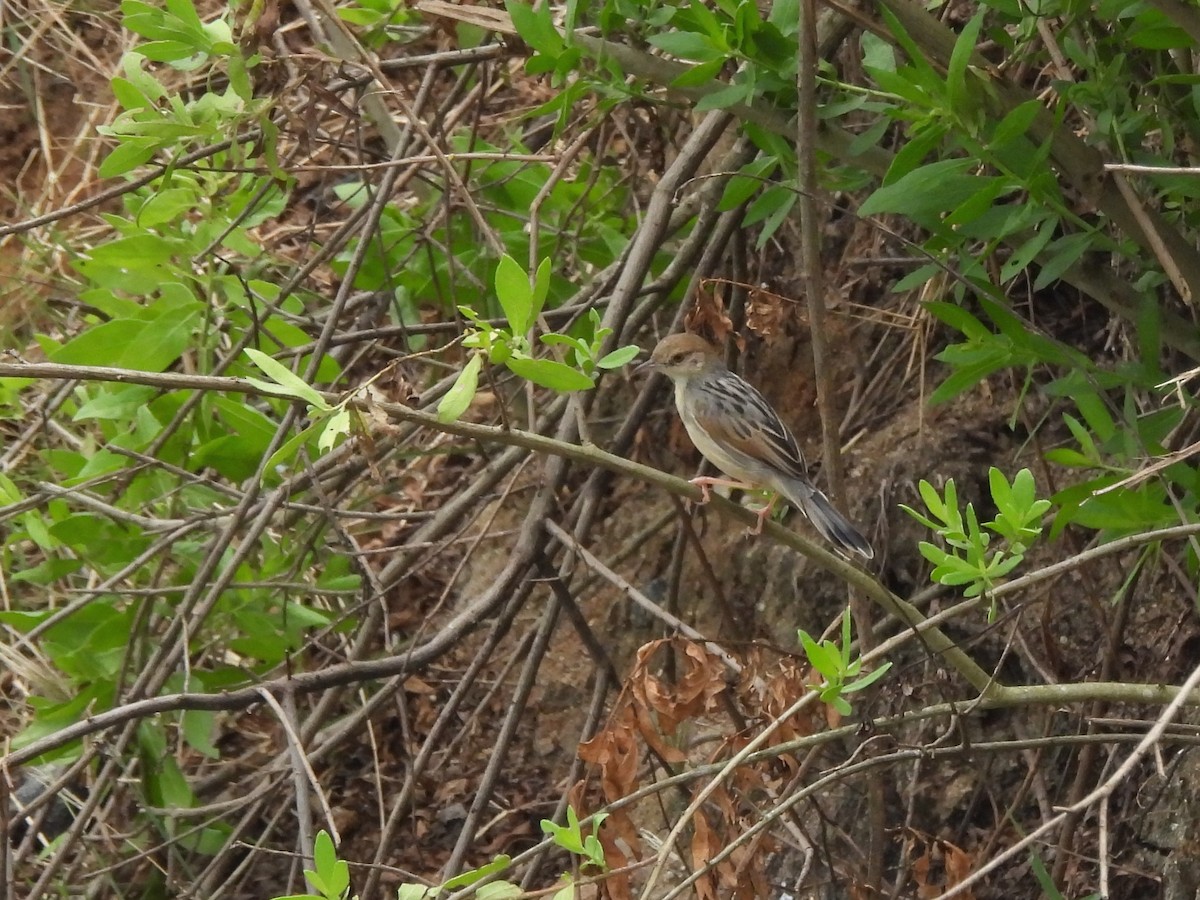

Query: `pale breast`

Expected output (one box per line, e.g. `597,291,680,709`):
674,379,780,487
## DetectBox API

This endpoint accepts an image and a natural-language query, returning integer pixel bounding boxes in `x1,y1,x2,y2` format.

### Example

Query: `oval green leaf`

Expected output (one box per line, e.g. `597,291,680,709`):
437,354,483,423
505,356,594,392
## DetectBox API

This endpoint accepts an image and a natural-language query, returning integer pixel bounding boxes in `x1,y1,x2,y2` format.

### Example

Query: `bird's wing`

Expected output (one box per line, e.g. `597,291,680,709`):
692,371,809,480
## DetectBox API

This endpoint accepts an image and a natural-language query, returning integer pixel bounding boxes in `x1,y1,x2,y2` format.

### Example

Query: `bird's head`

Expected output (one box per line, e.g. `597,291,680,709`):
637,333,721,379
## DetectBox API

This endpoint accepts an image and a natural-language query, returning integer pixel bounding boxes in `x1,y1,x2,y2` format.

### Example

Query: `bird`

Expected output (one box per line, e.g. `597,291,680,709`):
638,332,874,559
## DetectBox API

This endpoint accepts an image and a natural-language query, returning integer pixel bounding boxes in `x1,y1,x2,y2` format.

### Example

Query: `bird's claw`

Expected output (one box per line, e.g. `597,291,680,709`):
745,499,774,536
687,477,718,505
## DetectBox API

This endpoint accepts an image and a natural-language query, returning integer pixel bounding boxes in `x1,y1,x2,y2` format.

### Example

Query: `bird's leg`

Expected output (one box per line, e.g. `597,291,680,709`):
688,476,758,505
688,477,779,533
748,494,778,535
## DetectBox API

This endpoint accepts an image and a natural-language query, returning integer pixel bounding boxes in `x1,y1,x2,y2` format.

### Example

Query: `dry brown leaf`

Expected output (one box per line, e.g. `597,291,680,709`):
744,850,770,899
403,675,435,694
744,284,793,337
578,708,644,798
823,702,843,730
709,784,736,825
630,639,727,737
434,777,469,803
684,283,738,348
728,762,767,800
690,811,720,900
760,660,818,743
908,830,975,899
631,701,687,765
725,842,769,900
598,848,633,900
943,840,975,895
912,841,935,899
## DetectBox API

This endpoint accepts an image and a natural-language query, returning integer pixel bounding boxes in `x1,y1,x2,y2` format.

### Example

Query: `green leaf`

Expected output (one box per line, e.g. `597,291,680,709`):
917,541,951,566
986,554,1023,579
0,609,52,631
694,78,756,112
318,407,351,452
133,186,199,226
99,139,160,177
899,503,941,532
859,159,985,223
719,156,777,211
991,99,1043,148
943,176,1009,228
73,385,158,421
437,354,483,423
442,856,513,890
859,29,894,72
154,755,195,809
506,0,563,55
51,306,200,373
213,395,276,446
530,257,552,325
597,346,640,369
310,831,349,897
14,690,95,755
227,51,253,102
192,435,260,481
925,301,990,340
542,818,585,855
43,599,133,680
110,75,154,111
1011,468,1037,510
672,58,725,89
1044,448,1094,468
647,31,725,62
477,884,523,899
505,356,594,391
244,348,331,410
844,661,892,693
1000,218,1058,283
917,479,948,522
495,254,534,334
883,122,947,185
264,419,323,472
541,333,590,358
946,11,985,113
181,709,219,759
989,467,1013,513
1029,850,1066,899
686,0,725,39
799,631,841,679
743,182,791,227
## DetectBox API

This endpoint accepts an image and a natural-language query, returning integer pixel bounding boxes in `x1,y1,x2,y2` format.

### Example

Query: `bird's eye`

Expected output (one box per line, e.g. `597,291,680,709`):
670,353,685,364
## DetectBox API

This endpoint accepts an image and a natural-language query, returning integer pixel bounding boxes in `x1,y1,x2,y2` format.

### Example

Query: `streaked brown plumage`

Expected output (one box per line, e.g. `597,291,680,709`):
641,333,873,558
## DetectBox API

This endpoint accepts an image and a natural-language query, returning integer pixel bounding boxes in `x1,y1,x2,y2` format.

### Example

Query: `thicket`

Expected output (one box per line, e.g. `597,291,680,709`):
4,0,1200,897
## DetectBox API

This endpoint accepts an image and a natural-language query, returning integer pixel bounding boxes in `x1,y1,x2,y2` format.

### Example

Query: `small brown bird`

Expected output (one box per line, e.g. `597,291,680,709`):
640,333,873,558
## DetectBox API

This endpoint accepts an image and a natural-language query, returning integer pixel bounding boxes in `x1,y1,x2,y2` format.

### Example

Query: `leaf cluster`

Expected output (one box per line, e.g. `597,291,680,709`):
437,255,639,423
902,468,1051,616
797,608,892,717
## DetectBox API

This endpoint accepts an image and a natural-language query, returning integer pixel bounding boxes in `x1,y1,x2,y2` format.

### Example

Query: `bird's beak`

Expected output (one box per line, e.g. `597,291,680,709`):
634,358,657,376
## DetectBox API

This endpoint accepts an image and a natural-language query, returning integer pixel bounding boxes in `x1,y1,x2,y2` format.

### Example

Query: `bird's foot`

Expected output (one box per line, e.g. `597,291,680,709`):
746,496,777,536
688,476,757,506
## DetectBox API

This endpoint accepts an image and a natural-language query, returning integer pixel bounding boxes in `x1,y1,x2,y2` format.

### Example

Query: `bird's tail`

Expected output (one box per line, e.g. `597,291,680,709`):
790,485,874,559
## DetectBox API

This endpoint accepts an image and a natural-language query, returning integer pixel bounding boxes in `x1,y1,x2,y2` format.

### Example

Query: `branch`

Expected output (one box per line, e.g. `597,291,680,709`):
4,360,1199,770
